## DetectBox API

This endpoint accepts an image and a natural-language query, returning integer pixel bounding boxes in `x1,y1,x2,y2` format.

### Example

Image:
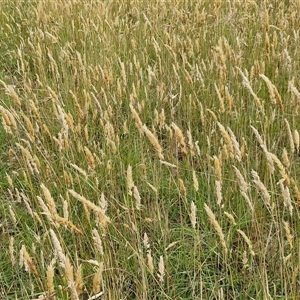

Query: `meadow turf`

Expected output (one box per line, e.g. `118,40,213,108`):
1,1,300,299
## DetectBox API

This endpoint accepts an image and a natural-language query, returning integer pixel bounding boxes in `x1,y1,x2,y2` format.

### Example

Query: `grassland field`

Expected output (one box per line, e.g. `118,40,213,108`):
1,1,300,299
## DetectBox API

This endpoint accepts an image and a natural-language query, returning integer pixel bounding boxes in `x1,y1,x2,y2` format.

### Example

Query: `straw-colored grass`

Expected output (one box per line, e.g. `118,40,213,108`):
1,1,300,299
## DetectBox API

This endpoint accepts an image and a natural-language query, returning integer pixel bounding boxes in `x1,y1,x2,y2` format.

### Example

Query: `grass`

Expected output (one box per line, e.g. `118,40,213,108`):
1,0,300,299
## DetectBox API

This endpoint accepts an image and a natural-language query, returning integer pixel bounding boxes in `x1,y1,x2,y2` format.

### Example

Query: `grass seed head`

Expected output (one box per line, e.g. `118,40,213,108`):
2,83,21,107
179,178,187,199
251,170,271,207
130,103,144,134
92,228,104,256
190,201,197,229
171,122,188,155
49,229,66,267
215,180,222,206
41,183,57,216
278,179,293,216
213,155,222,182
282,148,290,168
9,236,15,266
68,190,110,228
236,67,263,111
204,203,228,256
92,263,104,294
75,264,84,296
259,73,283,111
142,124,164,159
283,221,293,250
127,165,134,196
233,166,249,194
84,146,96,170
237,229,255,256
19,245,39,276
147,250,154,274
65,255,74,282
133,185,141,210
224,212,236,225
192,169,199,192
69,163,88,179
250,126,275,173
217,122,234,155
158,255,165,283
284,119,295,154
46,263,55,296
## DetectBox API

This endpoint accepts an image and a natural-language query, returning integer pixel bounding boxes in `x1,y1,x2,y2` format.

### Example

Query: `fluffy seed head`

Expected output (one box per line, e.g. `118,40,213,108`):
204,203,228,256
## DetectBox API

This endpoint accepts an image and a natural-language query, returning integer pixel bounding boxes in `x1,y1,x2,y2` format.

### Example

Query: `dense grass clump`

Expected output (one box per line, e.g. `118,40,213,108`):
1,1,300,299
